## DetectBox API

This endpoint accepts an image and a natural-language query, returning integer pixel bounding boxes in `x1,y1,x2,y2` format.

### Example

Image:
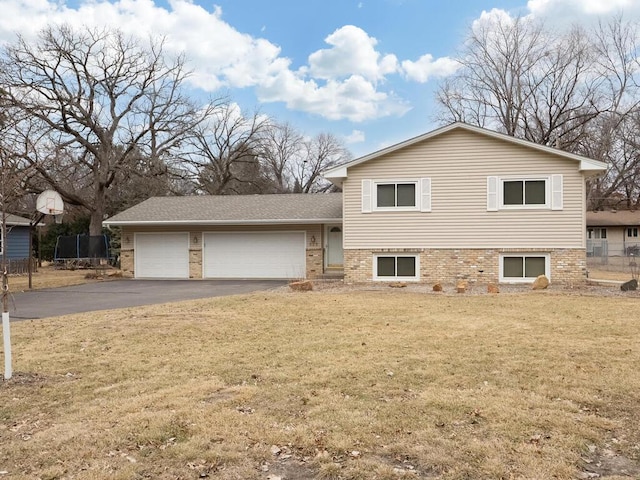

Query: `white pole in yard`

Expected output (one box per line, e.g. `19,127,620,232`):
1,225,11,380
2,311,10,380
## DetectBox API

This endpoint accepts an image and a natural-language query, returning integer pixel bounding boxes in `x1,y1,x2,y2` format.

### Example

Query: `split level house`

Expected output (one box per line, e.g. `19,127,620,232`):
103,123,608,284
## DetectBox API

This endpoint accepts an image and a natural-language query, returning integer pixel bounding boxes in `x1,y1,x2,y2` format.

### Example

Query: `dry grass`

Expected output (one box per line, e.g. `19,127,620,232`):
1,291,639,479
8,265,114,291
587,269,633,282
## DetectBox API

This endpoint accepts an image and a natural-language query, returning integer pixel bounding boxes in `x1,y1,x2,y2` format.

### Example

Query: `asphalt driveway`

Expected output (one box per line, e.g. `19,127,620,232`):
8,279,286,320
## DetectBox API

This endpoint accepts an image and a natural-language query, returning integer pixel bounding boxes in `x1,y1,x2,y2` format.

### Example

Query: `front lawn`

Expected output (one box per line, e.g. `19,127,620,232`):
1,291,639,479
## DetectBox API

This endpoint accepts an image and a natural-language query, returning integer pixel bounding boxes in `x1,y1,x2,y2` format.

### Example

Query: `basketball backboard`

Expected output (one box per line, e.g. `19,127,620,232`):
36,190,64,215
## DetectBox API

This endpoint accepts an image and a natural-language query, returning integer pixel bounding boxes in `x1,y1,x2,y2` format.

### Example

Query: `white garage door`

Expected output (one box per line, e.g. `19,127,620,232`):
135,233,189,279
203,232,306,279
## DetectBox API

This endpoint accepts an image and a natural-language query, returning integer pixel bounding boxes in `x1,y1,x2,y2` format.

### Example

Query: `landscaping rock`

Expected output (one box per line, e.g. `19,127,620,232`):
389,282,407,288
456,280,467,293
270,445,282,456
532,275,549,290
289,280,313,292
620,278,638,291
487,283,499,294
432,283,443,292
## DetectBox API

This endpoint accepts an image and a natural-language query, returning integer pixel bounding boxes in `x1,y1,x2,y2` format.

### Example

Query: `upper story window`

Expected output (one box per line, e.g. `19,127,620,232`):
376,182,417,209
503,179,546,206
361,178,431,213
487,175,563,211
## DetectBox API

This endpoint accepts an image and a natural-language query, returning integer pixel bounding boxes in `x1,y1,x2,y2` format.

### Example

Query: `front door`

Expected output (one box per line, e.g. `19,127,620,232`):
326,226,343,267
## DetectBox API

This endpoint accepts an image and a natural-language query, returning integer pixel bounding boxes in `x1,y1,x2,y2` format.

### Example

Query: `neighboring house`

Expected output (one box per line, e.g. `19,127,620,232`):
1,214,44,273
322,122,606,284
103,123,607,284
586,210,640,257
1,214,34,261
102,194,343,279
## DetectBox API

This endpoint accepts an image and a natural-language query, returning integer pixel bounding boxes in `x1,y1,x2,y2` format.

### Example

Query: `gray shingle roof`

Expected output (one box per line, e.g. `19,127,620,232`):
103,193,343,226
5,214,36,226
587,210,640,227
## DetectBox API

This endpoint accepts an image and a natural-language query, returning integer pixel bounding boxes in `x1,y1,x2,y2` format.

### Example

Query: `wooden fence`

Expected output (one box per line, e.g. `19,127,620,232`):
4,258,38,275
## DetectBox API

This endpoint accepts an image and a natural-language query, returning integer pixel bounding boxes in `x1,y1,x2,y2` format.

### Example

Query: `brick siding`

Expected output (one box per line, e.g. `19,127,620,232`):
306,247,323,279
344,248,586,285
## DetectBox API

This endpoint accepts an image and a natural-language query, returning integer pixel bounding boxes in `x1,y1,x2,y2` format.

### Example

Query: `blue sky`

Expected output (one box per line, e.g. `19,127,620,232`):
1,0,638,157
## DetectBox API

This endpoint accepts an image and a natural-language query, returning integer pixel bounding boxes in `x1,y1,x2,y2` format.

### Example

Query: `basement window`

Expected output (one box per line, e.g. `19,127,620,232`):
374,254,419,281
499,254,550,283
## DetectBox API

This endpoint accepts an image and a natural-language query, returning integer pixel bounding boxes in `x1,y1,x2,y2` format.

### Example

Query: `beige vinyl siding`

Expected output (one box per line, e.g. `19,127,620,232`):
344,129,586,250
122,224,322,250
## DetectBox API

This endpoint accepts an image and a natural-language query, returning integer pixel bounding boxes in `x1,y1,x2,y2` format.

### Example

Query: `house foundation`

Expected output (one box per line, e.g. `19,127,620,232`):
344,248,587,285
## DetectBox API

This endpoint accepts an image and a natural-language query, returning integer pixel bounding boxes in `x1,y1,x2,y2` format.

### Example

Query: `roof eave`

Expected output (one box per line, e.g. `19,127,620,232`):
103,218,343,227
7,221,45,227
579,160,608,175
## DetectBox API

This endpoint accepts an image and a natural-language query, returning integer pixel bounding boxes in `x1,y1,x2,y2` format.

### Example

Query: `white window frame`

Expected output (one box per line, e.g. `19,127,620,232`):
627,227,639,238
373,180,420,211
499,176,550,209
587,228,607,239
499,253,550,283
373,254,420,282
363,178,431,213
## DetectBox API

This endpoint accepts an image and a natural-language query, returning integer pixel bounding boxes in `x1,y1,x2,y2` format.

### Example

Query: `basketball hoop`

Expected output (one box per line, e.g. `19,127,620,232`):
54,213,64,224
36,190,64,217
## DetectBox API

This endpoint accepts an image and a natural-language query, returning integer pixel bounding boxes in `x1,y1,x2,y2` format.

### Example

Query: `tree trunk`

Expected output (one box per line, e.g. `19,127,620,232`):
89,188,105,235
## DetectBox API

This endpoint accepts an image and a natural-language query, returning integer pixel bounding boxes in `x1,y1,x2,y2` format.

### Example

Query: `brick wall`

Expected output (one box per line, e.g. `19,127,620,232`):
189,249,202,279
306,247,323,279
344,248,586,285
120,248,134,277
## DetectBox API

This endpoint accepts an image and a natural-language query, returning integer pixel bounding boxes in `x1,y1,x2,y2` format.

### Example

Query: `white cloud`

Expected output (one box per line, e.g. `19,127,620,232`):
472,8,520,33
0,0,287,91
402,54,460,83
258,71,410,122
528,0,636,16
344,130,365,144
0,0,450,123
306,25,398,82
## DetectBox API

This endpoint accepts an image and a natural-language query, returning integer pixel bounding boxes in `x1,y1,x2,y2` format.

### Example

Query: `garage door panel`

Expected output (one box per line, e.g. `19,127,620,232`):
135,233,189,279
204,232,305,279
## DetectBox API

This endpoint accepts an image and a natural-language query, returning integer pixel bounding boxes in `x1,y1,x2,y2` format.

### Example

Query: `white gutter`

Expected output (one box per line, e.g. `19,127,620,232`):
102,218,343,227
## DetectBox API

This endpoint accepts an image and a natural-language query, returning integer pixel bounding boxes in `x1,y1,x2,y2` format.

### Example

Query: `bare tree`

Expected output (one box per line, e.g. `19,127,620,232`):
583,16,640,209
437,15,600,148
437,15,547,136
290,133,350,193
258,123,350,193
0,25,207,234
180,102,272,195
259,122,305,193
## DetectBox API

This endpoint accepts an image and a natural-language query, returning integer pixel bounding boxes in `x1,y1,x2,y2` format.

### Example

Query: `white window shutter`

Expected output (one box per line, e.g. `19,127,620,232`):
420,178,432,212
487,176,498,211
361,179,372,213
551,174,563,210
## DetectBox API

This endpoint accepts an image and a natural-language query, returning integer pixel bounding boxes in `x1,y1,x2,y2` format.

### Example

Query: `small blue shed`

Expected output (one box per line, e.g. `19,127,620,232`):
2,214,36,261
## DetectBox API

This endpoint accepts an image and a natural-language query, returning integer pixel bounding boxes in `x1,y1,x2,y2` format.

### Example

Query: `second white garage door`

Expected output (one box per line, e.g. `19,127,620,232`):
203,232,306,279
